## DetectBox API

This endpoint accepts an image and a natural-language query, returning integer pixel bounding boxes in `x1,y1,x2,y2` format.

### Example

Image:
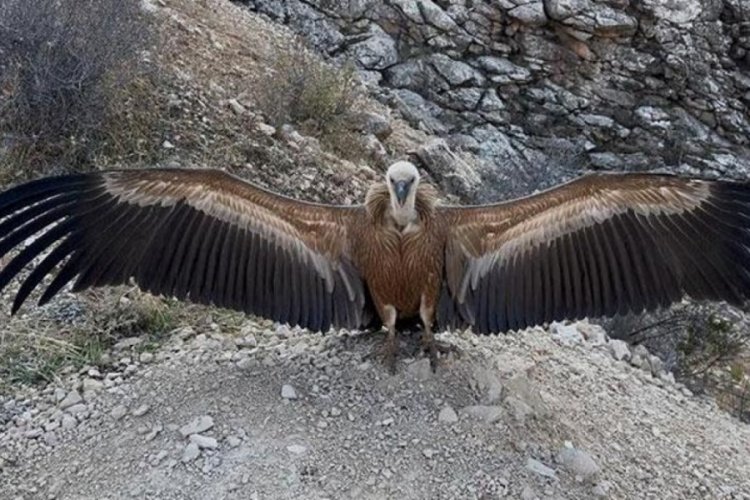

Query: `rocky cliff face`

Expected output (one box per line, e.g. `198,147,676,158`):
240,0,750,201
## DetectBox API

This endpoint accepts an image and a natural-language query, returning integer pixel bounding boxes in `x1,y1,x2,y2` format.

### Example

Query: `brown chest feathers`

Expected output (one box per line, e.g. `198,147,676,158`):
354,184,446,316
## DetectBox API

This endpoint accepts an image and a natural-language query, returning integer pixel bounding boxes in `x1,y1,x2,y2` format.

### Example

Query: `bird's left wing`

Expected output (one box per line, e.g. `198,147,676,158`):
0,168,372,331
438,173,750,333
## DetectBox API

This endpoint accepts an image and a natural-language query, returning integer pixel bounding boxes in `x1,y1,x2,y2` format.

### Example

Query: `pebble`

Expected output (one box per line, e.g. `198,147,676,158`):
281,384,298,400
61,414,77,430
82,378,103,393
460,405,505,423
182,442,201,463
608,339,631,362
132,404,150,417
557,446,600,480
287,444,307,455
526,458,557,479
139,352,155,363
190,434,219,449
227,436,241,448
438,405,459,423
422,448,436,459
65,404,88,415
110,405,128,421
179,416,214,437
59,391,83,410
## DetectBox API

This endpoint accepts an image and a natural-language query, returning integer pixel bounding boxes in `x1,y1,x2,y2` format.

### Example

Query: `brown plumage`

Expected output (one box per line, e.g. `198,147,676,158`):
1,162,749,370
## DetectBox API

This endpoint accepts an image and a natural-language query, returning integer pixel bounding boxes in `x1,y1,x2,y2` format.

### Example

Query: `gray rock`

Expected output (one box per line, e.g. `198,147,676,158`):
608,339,631,362
281,384,298,400
429,54,484,87
65,404,88,415
460,405,505,424
416,138,482,198
557,446,600,480
526,458,557,479
287,444,307,455
550,323,584,346
349,111,392,140
139,352,155,363
59,391,83,410
132,404,150,417
438,405,459,423
179,416,214,437
182,442,201,463
110,405,128,421
349,26,399,70
189,434,219,450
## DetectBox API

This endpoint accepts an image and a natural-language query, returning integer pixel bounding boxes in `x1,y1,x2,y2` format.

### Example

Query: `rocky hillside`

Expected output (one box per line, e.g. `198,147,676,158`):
1,0,750,498
241,0,750,200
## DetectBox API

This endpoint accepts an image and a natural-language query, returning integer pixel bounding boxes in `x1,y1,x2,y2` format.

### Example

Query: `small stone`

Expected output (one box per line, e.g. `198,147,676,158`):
281,384,298,400
25,428,43,439
608,339,631,362
82,378,103,393
438,405,459,424
190,434,219,450
257,123,276,137
227,436,241,448
61,414,77,430
65,404,88,415
110,405,128,421
460,405,505,424
53,388,67,402
179,416,214,437
228,98,245,115
422,448,436,459
287,444,307,455
526,458,557,478
162,140,175,149
132,404,150,417
236,358,256,370
139,352,154,363
59,391,83,410
182,442,200,463
557,447,600,481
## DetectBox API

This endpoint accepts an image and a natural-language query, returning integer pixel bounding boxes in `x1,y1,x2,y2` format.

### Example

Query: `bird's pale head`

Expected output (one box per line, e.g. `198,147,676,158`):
386,161,420,207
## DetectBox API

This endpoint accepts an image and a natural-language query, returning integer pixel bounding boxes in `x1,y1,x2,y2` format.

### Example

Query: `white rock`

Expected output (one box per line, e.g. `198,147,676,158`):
182,442,201,463
460,405,505,424
281,384,298,400
287,444,307,455
550,322,584,345
61,414,77,430
139,352,154,363
422,448,436,459
526,458,557,478
110,405,128,421
557,447,600,480
82,378,103,393
132,404,150,417
65,404,88,415
59,391,83,410
190,434,218,449
179,416,214,437
257,123,276,137
608,339,631,361
438,405,459,424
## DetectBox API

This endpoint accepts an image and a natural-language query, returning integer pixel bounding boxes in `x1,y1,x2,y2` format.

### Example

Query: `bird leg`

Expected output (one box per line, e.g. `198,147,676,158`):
420,299,459,372
364,305,399,374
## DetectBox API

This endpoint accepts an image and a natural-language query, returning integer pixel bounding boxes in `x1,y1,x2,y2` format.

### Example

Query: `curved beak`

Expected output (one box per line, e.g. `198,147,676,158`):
394,181,410,206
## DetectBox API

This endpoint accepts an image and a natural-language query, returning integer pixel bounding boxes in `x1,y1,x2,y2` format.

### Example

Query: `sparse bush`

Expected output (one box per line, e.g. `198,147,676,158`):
253,45,368,161
0,0,164,181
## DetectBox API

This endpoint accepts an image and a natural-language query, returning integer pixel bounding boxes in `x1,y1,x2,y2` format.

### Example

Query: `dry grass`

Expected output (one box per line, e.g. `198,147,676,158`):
252,46,369,162
0,0,165,182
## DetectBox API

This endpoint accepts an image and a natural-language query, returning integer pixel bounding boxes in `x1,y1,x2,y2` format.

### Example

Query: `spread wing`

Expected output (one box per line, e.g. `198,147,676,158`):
439,172,750,333
0,168,372,331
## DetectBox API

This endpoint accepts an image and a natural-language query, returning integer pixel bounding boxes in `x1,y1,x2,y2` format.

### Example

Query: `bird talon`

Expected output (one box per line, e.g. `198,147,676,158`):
421,338,459,371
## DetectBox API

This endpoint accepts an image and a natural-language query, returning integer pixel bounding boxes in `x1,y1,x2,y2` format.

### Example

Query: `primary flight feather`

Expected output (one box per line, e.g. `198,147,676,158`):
1,162,749,371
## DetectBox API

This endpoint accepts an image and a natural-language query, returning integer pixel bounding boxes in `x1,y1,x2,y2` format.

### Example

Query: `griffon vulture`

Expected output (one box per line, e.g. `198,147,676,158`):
1,162,749,371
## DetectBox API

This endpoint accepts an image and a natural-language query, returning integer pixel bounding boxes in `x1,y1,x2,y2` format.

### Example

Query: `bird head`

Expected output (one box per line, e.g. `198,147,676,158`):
386,161,420,207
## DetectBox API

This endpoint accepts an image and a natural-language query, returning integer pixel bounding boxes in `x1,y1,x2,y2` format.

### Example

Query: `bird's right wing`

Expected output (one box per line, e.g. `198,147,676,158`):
0,168,372,331
438,173,750,333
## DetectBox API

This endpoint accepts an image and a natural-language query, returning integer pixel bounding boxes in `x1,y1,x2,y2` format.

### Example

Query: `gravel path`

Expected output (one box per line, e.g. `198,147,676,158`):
2,321,749,499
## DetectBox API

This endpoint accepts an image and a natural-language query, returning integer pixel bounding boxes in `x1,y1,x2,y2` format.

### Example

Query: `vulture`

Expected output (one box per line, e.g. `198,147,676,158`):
1,161,749,371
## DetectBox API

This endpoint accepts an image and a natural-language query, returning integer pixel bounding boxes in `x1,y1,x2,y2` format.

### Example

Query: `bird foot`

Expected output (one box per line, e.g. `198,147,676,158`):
363,334,399,374
421,338,460,372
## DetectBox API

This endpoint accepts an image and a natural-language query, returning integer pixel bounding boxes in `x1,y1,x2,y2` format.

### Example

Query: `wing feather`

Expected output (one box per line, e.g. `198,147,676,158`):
0,168,370,331
440,173,750,333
